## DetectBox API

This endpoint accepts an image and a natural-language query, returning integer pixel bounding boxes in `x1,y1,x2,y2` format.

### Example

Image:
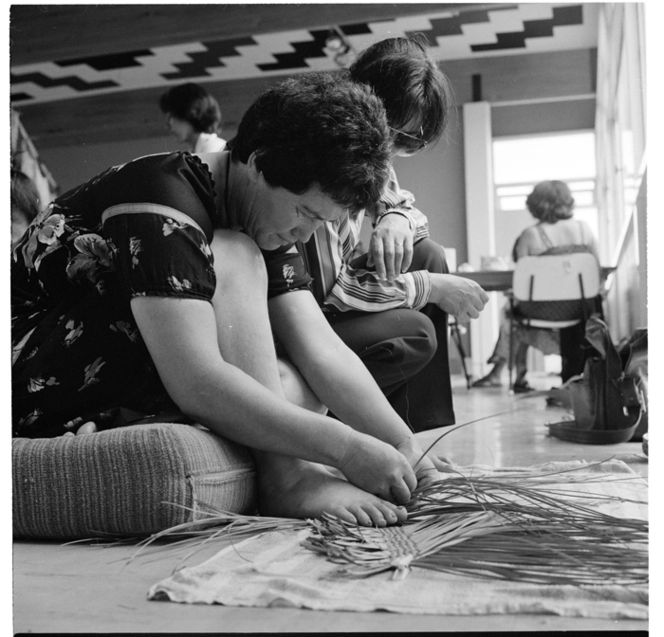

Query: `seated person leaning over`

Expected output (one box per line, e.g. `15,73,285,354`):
472,180,601,391
295,35,488,432
12,73,440,528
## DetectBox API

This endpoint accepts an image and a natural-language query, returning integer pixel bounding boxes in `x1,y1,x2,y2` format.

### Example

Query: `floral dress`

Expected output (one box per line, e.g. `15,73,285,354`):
11,152,221,437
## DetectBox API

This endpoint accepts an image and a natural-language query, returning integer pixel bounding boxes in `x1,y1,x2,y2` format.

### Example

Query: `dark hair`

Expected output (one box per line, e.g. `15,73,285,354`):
526,180,575,224
229,72,391,215
11,170,41,223
348,34,453,152
159,83,222,134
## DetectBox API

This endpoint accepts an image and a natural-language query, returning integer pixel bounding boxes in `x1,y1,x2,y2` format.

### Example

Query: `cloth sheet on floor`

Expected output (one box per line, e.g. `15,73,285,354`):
148,459,648,619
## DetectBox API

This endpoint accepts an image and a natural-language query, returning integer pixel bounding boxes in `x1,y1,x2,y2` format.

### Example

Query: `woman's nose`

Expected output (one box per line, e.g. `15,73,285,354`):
292,219,322,243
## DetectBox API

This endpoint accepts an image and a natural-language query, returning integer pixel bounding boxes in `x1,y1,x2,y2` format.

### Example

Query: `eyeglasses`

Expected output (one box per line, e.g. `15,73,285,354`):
389,125,428,153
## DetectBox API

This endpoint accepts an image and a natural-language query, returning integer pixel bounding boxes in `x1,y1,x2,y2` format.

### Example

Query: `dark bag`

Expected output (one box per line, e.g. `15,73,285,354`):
549,316,646,444
619,328,648,441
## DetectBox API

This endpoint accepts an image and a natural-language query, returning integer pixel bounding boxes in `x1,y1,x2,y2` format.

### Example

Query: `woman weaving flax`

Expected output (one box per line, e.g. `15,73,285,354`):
12,73,447,528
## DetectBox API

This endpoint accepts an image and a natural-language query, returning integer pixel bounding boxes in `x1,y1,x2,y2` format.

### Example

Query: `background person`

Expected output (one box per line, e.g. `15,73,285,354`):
160,82,226,153
472,180,601,391
12,73,440,527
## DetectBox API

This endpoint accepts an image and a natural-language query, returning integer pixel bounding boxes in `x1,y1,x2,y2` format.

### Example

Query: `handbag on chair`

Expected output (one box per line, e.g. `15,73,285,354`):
548,316,646,444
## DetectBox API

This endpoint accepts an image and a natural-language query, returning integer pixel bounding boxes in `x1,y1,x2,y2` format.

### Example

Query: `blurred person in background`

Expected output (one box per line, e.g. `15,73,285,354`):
160,82,226,153
472,180,600,392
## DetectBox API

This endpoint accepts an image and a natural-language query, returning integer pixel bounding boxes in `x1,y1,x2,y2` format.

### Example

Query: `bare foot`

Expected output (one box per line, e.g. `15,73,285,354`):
62,421,98,437
255,453,407,527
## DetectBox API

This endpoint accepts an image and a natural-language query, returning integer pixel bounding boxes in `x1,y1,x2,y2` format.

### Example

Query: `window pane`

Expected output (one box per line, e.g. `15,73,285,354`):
496,185,533,197
499,196,528,211
493,132,596,184
572,191,594,206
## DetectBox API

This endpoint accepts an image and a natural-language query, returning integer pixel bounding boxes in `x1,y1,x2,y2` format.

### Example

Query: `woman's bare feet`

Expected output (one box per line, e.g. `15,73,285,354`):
255,453,407,527
62,421,98,437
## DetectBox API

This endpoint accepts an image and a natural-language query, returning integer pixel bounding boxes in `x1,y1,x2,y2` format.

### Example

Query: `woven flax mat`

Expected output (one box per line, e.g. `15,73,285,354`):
147,460,648,618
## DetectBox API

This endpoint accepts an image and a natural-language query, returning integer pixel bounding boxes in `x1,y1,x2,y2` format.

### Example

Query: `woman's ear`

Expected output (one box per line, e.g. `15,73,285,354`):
246,152,262,182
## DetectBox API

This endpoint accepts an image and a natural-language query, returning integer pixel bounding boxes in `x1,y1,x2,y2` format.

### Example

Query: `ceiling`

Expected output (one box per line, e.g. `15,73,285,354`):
10,3,599,149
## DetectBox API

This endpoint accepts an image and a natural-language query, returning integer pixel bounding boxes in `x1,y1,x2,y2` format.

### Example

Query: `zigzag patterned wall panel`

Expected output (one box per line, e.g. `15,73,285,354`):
11,3,597,106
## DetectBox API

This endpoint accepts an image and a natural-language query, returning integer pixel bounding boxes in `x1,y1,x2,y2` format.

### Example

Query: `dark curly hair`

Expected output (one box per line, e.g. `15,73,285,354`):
348,34,453,152
159,83,222,134
526,180,575,224
228,72,391,215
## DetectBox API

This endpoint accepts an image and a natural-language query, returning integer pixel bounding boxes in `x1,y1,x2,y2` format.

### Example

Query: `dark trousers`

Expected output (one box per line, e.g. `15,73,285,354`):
559,296,604,381
326,239,455,432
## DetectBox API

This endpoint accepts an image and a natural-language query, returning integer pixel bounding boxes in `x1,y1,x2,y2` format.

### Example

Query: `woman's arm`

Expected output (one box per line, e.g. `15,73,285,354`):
130,295,417,501
268,289,440,478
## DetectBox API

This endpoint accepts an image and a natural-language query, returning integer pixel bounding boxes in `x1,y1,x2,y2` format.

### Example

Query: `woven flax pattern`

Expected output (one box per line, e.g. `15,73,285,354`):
13,423,257,540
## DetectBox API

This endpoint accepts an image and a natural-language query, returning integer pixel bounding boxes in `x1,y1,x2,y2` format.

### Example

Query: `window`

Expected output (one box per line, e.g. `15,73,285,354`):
492,132,598,260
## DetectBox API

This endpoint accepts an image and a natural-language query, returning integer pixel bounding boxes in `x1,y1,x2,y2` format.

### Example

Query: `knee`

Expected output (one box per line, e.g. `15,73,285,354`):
410,238,449,274
278,358,327,415
211,230,268,293
385,311,438,371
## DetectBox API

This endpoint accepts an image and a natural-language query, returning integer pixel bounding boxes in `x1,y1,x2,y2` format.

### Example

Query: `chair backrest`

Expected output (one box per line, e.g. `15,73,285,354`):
512,253,601,302
512,253,601,324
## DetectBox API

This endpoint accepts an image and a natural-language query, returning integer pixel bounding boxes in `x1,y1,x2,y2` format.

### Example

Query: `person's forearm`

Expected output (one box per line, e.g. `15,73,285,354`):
178,358,361,467
290,339,415,448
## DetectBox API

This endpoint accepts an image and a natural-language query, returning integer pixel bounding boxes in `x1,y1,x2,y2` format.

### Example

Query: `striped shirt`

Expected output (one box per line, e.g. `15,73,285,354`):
298,167,432,313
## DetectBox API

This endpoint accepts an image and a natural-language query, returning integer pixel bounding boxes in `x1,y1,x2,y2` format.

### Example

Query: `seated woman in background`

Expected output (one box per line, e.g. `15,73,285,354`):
472,180,600,392
160,82,227,153
12,72,441,528
11,169,41,249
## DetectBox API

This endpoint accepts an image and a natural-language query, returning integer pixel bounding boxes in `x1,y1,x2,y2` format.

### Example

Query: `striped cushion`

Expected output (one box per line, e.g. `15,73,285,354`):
13,423,257,540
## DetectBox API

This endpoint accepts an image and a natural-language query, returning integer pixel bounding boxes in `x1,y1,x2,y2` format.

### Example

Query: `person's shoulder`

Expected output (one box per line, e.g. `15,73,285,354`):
517,224,539,242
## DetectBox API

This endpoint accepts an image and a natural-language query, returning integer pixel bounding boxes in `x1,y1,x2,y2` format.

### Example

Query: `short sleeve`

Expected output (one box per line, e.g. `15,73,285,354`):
263,246,312,299
103,209,216,301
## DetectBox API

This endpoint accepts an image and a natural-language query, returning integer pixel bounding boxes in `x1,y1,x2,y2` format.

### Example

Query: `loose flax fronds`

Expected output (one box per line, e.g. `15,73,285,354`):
127,507,307,567
303,464,648,586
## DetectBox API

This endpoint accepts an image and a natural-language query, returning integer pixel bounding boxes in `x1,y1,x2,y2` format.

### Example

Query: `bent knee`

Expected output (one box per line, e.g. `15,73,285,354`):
211,229,268,288
379,311,438,367
411,238,448,274
278,358,327,414
404,313,438,364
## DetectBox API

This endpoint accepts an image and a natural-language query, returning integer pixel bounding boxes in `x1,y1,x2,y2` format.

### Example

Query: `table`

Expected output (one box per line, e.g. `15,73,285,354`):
454,266,616,292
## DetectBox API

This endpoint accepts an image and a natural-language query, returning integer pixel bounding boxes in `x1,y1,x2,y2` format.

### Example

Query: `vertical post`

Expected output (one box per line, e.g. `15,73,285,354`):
463,101,500,378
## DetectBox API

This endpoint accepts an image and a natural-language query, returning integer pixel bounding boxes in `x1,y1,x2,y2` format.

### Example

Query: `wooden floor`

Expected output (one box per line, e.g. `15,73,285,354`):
13,374,649,634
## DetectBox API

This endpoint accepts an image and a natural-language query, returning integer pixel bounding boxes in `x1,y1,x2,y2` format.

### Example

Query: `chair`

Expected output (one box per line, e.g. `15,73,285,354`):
449,317,473,389
508,252,601,392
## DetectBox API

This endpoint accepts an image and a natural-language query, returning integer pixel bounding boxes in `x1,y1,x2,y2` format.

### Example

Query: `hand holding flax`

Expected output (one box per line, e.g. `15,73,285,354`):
394,438,443,488
337,430,417,504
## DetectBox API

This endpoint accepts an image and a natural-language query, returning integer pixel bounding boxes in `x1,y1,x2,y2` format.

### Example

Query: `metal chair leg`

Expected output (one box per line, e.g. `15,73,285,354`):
450,322,472,389
508,298,514,393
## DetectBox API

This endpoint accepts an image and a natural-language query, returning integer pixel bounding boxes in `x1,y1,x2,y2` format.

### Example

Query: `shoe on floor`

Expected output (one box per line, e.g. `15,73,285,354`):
471,375,502,388
512,381,534,393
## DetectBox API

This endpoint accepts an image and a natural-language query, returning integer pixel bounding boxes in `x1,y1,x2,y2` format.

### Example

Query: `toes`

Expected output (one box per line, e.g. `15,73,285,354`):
392,505,408,523
346,506,374,527
325,505,361,526
351,503,406,527
76,421,97,435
